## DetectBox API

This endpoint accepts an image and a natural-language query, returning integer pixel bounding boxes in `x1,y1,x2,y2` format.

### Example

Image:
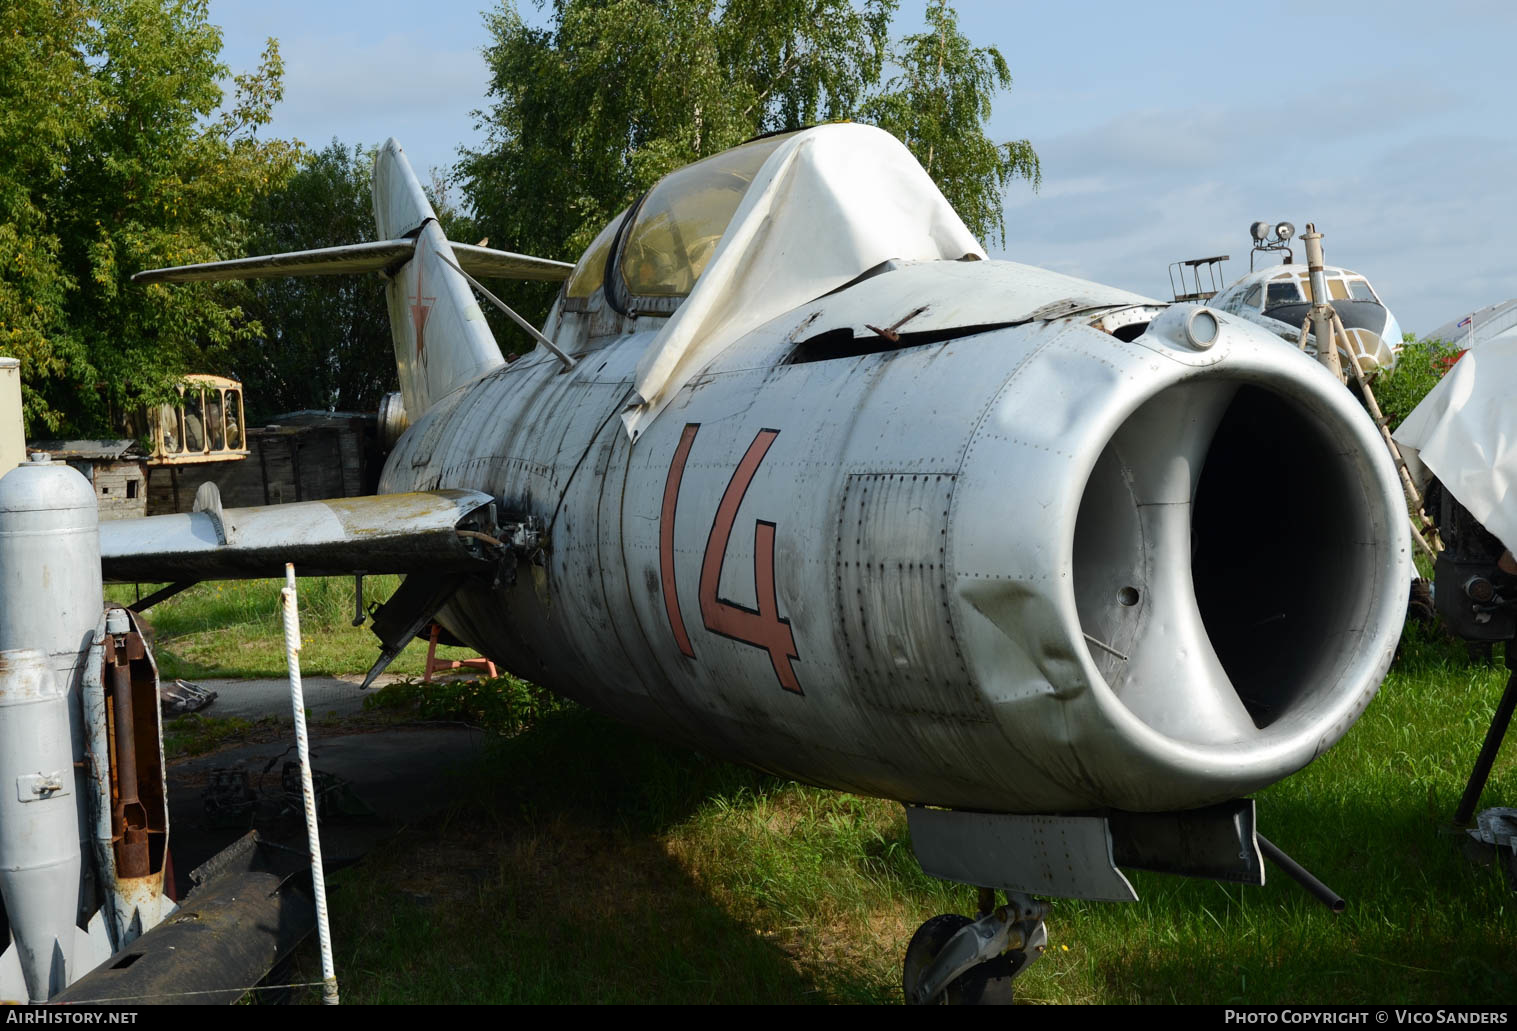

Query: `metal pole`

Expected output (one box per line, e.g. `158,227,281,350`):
1332,313,1439,559
1257,833,1345,912
1301,225,1342,381
1454,658,1517,826
282,564,339,1005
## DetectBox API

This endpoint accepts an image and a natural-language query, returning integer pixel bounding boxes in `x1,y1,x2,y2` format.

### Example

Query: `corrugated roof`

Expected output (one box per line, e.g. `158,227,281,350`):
28,439,143,461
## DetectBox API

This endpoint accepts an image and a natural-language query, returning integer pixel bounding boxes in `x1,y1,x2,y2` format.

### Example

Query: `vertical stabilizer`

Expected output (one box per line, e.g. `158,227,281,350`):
372,139,504,418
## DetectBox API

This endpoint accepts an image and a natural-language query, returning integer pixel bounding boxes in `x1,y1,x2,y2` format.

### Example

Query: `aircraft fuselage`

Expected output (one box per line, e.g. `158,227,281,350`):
380,259,1409,815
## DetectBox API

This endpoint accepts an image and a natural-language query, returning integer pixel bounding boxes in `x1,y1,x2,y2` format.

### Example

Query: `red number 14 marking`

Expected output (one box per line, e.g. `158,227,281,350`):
659,424,802,694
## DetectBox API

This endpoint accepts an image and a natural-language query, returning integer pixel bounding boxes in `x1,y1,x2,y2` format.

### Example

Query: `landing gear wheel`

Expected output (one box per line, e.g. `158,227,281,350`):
902,914,1017,1005
1407,578,1435,626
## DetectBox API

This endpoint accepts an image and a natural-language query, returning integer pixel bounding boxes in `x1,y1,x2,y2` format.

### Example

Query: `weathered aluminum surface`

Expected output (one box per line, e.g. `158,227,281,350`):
80,615,119,952
374,140,509,419
99,489,495,582
906,806,1137,902
0,649,81,1002
119,132,1412,851
377,391,409,452
0,457,102,751
0,455,101,943
1428,297,1517,351
448,241,573,282
1108,800,1263,885
380,258,1409,817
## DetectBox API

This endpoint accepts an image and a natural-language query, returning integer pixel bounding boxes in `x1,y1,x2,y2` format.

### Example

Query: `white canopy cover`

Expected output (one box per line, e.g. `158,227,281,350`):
1393,339,1517,553
619,123,986,441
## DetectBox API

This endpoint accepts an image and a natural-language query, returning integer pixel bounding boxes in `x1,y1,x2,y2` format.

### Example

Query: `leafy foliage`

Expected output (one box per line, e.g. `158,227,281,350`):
862,0,1040,248
457,0,1035,327
0,0,101,432
0,0,297,435
364,674,571,736
237,142,393,419
1373,334,1462,432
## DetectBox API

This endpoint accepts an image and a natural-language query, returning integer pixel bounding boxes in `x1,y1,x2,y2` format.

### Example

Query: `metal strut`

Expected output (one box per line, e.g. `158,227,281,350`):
905,892,1049,1004
1257,834,1345,912
1454,646,1517,826
435,251,577,370
1296,224,1439,558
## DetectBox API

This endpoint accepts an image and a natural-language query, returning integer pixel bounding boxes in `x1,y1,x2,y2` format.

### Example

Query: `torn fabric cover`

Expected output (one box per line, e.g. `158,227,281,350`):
1393,339,1517,553
619,123,986,441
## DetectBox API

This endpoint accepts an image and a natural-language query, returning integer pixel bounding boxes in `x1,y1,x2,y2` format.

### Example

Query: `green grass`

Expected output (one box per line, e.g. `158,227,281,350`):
106,576,479,680
141,576,1517,1002
270,621,1517,1004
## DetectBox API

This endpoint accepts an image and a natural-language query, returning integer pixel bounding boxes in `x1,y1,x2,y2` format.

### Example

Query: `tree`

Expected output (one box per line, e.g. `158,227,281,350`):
863,0,1039,248
456,0,900,327
237,142,393,419
0,0,297,435
1371,335,1462,433
457,0,1036,328
0,0,101,432
230,141,478,419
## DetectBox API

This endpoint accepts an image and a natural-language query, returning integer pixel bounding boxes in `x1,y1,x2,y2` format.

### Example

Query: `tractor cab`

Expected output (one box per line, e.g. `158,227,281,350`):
148,374,248,465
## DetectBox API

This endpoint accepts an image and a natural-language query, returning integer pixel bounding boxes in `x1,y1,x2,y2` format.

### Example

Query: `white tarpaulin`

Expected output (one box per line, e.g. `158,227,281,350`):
1393,339,1517,552
620,123,986,441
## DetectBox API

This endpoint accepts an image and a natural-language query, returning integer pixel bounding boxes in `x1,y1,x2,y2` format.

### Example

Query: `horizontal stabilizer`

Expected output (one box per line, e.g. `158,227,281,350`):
132,240,571,285
100,489,498,582
449,242,574,281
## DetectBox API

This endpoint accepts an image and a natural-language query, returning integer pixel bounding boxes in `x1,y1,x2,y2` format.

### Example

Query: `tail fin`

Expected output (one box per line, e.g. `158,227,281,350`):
372,139,504,417
132,139,573,421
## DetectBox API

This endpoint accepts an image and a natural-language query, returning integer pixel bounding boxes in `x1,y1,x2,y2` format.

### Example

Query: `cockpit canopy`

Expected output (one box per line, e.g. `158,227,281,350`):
564,134,792,314
549,122,986,439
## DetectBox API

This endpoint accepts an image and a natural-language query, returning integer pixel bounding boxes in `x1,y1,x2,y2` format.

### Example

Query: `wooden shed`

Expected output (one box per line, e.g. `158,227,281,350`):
28,440,149,520
145,411,378,515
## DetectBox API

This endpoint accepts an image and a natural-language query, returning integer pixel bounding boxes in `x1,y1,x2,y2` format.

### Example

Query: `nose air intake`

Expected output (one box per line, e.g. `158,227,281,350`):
1073,378,1389,747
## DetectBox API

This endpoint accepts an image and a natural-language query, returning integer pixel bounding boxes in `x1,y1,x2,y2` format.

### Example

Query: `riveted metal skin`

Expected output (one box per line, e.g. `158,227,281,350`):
0,649,81,1002
0,457,103,741
0,457,101,939
381,258,1411,815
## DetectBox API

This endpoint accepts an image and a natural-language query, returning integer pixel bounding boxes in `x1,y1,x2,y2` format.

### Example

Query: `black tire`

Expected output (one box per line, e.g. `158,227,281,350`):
1407,578,1435,626
902,914,1017,1005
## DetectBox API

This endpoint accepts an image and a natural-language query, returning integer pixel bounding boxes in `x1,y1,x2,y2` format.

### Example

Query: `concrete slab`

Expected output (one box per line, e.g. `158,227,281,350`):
168,671,414,721
166,721,488,894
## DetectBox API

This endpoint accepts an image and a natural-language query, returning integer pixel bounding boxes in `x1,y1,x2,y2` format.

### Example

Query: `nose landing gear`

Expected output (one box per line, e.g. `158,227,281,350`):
902,888,1049,1005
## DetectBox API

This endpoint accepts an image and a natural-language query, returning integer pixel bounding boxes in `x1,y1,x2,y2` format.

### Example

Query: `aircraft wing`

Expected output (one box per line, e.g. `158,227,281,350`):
99,489,499,583
132,240,572,284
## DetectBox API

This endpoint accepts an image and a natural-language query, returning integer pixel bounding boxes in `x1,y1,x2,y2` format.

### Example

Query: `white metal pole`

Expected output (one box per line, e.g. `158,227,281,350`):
282,563,339,1005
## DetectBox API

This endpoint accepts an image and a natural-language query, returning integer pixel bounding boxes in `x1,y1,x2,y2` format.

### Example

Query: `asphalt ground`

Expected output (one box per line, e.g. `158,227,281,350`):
171,673,404,721
163,675,484,895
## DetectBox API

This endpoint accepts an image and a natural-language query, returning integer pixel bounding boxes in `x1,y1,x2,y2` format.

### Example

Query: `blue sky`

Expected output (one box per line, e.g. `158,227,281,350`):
210,0,1517,335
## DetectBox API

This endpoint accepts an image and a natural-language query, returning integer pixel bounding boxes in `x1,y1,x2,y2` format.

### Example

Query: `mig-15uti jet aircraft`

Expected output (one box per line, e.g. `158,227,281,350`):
114,123,1410,1003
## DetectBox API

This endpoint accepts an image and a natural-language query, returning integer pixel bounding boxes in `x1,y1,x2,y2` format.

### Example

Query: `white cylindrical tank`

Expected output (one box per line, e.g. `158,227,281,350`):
0,648,81,1002
0,454,103,759
0,453,101,948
